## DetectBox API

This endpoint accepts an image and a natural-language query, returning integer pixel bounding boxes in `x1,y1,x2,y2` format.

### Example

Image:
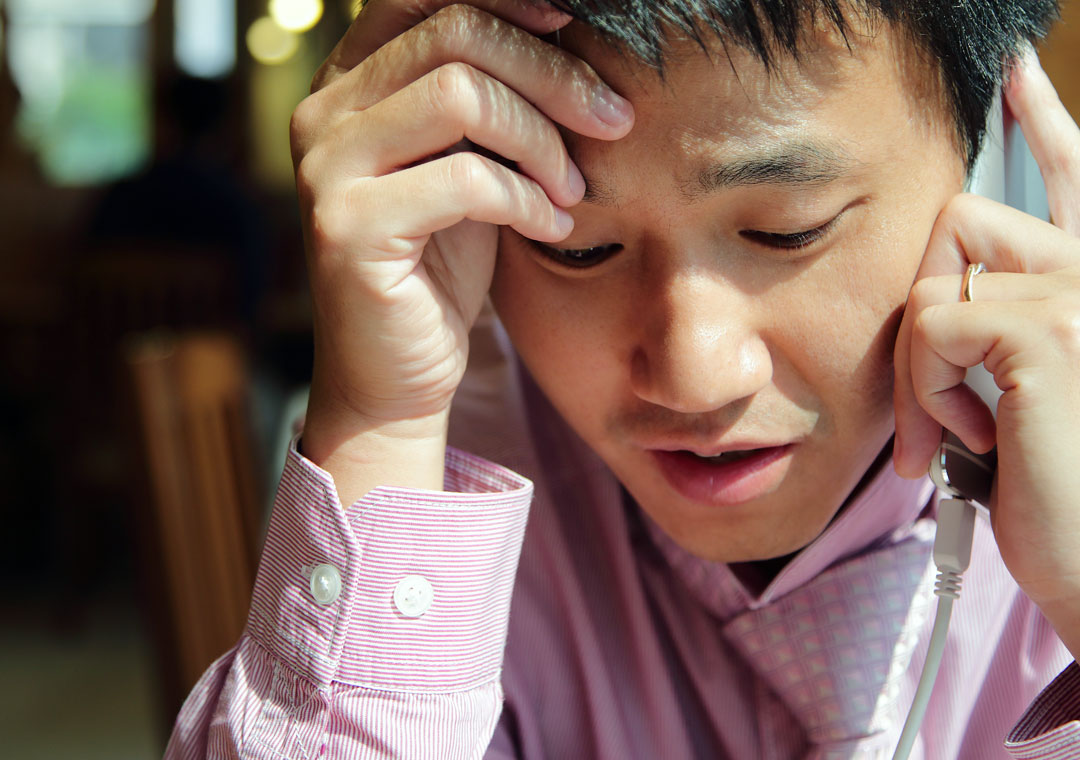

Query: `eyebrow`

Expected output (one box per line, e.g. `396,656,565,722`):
582,178,618,206
695,142,857,194
579,141,860,207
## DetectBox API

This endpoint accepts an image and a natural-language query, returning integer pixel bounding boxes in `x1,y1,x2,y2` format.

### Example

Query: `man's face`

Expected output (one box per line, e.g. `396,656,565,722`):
490,20,965,562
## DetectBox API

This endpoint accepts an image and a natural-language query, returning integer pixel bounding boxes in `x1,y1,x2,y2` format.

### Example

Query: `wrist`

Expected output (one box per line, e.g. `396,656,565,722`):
302,383,451,506
302,402,451,462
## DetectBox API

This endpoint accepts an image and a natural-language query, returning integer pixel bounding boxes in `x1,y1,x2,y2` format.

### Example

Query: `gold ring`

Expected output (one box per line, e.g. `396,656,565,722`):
962,262,986,303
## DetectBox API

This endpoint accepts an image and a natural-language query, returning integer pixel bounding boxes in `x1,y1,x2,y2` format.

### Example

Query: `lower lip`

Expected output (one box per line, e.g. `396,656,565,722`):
651,445,795,506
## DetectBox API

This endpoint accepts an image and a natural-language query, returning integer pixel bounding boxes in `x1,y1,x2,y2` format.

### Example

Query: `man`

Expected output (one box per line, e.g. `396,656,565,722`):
168,0,1080,757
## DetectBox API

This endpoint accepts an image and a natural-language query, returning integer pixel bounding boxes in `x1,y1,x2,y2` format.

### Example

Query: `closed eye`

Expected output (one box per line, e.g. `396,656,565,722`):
739,213,842,251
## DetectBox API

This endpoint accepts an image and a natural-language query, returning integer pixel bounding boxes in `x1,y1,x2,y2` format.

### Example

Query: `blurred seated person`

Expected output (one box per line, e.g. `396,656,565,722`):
87,75,268,325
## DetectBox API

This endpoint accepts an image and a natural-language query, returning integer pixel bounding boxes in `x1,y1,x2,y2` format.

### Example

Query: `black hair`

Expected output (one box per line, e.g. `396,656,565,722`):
547,0,1060,168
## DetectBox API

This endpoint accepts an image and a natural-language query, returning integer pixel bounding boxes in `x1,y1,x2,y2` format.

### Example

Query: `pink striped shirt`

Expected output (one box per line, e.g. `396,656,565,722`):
166,318,1080,759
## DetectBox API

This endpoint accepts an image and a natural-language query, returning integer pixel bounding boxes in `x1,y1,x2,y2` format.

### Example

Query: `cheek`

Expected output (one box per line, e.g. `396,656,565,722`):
491,236,608,386
794,212,934,427
491,237,630,440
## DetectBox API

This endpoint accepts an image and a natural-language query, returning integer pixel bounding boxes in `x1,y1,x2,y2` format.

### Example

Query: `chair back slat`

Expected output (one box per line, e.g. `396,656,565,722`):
126,332,259,703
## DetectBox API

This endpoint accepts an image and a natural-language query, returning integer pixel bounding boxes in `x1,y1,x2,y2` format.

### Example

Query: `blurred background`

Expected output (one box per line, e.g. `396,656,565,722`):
0,0,1076,757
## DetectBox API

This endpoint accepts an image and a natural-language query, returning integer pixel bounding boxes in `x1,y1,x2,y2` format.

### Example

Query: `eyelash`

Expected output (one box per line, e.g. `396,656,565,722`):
739,215,840,250
532,213,841,269
536,243,623,269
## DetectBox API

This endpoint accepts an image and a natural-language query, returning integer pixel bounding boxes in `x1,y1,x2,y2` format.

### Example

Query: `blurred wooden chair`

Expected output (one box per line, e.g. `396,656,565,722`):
125,330,261,723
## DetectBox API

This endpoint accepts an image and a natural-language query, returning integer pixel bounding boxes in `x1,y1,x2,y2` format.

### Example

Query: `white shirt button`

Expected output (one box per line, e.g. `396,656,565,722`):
309,563,341,606
393,575,434,618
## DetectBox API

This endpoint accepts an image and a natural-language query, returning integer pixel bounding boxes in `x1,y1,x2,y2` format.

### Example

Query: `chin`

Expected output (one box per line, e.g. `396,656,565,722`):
639,489,839,565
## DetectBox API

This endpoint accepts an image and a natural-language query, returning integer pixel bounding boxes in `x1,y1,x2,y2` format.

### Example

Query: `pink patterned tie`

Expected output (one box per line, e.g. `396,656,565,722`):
723,524,937,759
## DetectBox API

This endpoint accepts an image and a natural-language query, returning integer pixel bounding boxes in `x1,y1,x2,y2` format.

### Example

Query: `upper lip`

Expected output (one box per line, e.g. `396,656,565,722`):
642,439,797,457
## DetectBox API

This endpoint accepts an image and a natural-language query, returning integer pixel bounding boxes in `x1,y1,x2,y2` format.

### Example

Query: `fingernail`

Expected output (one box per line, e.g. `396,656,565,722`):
1023,42,1042,67
593,87,633,127
894,459,919,480
554,207,574,235
566,160,585,199
1014,43,1042,79
892,440,908,476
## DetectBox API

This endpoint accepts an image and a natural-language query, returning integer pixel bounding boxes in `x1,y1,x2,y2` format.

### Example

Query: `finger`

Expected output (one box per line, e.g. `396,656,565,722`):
334,152,574,267
316,0,571,90
909,301,1000,454
901,269,1060,306
323,63,584,208
893,266,1061,476
907,300,1051,456
894,274,957,478
895,193,1080,477
1005,47,1080,235
291,6,632,160
916,194,1080,281
322,5,632,137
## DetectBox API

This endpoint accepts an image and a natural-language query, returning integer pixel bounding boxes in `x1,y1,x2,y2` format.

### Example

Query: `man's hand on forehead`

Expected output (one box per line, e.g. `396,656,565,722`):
289,0,632,507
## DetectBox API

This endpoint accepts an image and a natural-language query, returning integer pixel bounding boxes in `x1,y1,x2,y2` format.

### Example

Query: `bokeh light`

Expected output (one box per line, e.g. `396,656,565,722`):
246,16,299,65
269,0,324,33
175,0,237,78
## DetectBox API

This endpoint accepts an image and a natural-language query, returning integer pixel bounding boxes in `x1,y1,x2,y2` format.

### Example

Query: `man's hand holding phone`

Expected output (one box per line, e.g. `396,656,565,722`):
894,51,1080,662
292,0,633,506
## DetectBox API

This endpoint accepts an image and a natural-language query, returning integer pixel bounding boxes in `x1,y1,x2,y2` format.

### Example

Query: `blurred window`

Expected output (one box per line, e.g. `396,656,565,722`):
5,0,153,185
175,0,236,79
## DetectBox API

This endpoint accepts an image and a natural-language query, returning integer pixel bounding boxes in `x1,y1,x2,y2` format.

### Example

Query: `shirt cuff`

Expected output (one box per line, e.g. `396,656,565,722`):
1005,661,1080,757
245,438,533,693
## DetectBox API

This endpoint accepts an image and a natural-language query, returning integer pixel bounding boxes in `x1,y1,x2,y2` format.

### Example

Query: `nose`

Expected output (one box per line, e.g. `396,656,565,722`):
629,270,772,414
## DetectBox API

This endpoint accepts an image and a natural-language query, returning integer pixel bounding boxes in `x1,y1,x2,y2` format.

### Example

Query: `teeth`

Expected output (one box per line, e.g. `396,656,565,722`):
695,449,760,462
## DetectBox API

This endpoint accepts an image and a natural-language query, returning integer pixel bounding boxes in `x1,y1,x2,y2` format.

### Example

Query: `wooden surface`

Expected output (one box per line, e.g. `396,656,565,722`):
126,331,260,722
1042,0,1080,121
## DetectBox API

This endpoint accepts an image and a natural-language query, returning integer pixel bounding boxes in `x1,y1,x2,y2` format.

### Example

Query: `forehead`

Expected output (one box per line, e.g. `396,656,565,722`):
556,20,951,198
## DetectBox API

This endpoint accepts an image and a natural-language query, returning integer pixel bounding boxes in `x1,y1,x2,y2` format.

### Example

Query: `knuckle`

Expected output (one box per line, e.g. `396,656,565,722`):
433,61,479,103
307,196,348,254
293,146,323,199
447,151,486,194
924,194,969,248
290,96,318,150
306,181,369,258
941,192,980,222
911,304,938,342
430,62,483,123
430,3,486,41
907,277,939,310
1047,300,1080,354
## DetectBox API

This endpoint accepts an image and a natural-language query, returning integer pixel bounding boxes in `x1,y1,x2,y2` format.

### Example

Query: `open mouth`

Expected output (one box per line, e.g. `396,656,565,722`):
651,444,795,506
687,448,768,463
